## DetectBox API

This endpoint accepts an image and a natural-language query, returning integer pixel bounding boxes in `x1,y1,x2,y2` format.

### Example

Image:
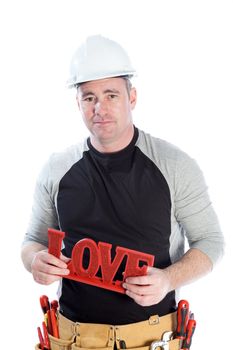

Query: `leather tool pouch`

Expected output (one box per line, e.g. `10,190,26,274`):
35,312,181,350
35,334,75,350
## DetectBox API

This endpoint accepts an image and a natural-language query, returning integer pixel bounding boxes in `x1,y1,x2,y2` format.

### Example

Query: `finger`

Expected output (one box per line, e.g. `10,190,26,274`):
32,252,70,275
123,282,153,296
146,266,156,274
40,262,70,276
125,274,151,285
125,290,152,306
60,253,71,263
33,271,62,285
40,251,69,269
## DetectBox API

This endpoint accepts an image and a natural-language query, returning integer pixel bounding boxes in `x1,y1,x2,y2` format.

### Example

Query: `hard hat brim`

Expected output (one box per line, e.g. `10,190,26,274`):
67,71,137,89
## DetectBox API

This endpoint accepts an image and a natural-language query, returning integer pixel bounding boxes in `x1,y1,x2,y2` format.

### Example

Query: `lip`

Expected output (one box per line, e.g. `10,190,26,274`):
93,121,115,125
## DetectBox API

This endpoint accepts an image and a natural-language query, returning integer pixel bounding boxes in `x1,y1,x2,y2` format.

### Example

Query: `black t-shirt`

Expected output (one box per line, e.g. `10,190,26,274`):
58,128,176,324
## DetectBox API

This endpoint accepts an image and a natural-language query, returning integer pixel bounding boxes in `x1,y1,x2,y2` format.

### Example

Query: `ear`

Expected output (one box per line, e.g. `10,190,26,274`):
130,87,137,110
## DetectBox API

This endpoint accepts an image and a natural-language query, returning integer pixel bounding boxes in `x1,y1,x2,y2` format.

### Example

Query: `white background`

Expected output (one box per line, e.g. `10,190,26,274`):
0,1,232,349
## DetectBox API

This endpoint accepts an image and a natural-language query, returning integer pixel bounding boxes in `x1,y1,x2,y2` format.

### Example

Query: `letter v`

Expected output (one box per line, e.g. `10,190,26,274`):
98,242,126,284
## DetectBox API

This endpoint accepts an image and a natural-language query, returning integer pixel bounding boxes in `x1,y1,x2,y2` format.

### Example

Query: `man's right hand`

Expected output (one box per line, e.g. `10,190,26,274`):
31,250,70,285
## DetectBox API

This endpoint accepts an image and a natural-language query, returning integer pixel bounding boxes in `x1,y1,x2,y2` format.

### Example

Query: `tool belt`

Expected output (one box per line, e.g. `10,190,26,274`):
35,311,180,350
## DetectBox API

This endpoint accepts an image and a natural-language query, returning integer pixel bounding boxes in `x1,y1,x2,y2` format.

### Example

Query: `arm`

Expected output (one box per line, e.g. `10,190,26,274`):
123,248,212,306
21,241,70,285
21,157,70,284
123,151,224,306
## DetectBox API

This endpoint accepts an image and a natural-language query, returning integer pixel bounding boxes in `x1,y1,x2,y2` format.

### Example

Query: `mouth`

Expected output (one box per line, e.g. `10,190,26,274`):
93,120,115,125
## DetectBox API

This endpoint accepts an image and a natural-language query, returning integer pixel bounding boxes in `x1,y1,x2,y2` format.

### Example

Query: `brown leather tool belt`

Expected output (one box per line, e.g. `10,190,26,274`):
36,311,180,350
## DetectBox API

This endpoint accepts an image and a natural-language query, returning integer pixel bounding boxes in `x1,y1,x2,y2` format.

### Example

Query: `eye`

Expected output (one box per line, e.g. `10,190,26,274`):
108,94,118,100
83,96,95,102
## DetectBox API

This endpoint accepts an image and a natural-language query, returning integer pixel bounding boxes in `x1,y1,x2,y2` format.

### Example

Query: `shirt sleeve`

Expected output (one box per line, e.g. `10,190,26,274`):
22,159,59,246
174,154,224,265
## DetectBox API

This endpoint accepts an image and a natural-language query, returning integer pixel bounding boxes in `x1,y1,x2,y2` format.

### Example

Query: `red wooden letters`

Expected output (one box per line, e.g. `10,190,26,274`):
48,228,155,294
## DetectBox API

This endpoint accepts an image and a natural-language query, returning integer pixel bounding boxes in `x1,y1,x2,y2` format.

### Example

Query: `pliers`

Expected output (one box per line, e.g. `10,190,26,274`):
150,331,173,350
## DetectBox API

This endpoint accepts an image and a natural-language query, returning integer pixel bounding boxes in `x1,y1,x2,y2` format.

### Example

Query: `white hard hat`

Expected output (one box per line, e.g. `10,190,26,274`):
67,35,136,88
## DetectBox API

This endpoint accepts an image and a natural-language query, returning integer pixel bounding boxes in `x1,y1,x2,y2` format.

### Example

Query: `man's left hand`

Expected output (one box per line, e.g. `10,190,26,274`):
122,266,171,306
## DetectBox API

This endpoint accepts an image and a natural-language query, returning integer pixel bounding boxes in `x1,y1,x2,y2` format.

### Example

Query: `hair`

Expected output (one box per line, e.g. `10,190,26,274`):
122,76,133,97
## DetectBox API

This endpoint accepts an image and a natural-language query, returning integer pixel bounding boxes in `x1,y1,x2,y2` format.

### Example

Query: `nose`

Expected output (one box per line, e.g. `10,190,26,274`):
94,101,108,115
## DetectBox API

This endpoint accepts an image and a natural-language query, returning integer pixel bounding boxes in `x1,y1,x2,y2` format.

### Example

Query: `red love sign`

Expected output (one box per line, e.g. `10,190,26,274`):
48,228,154,293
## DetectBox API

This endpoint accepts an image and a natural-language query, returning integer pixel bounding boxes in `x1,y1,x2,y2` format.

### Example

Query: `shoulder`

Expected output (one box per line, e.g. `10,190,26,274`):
50,140,88,167
136,128,205,190
38,139,89,186
136,128,193,166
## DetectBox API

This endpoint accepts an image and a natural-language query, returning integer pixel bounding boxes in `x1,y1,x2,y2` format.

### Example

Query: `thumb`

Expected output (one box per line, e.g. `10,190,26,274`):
60,253,71,264
146,266,157,275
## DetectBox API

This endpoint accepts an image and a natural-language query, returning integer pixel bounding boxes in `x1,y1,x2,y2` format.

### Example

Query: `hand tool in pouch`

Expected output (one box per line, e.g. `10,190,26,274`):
181,318,196,350
37,321,50,350
42,321,50,349
37,326,44,349
50,308,59,338
51,299,59,312
119,340,127,349
176,299,189,339
150,331,173,350
40,295,53,335
40,295,50,319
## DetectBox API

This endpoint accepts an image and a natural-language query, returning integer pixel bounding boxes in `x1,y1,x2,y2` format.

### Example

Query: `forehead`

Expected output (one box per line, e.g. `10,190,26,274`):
78,77,126,94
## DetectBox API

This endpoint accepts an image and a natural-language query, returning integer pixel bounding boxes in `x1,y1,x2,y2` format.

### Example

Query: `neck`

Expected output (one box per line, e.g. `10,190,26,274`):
90,124,135,153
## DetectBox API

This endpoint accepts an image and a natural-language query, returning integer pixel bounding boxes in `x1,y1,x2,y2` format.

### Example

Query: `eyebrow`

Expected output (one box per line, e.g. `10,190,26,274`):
80,88,120,98
103,88,120,94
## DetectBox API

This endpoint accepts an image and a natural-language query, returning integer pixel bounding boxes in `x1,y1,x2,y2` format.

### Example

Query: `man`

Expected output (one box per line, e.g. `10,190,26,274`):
21,35,224,350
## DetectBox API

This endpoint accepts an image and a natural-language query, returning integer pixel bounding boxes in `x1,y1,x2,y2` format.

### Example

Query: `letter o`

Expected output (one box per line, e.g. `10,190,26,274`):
72,238,100,278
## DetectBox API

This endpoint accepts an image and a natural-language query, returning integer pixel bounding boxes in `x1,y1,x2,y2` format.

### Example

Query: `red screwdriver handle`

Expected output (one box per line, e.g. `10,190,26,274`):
37,326,44,350
51,300,59,312
40,295,50,314
181,319,196,349
176,299,189,339
50,308,59,338
42,321,51,350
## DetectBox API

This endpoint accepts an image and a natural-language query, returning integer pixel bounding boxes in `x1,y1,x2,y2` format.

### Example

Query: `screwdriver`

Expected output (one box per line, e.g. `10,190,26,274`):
46,309,53,335
40,295,52,335
40,295,50,315
176,300,189,339
50,308,59,338
37,326,44,349
37,322,51,350
42,321,51,350
181,318,196,350
51,300,59,313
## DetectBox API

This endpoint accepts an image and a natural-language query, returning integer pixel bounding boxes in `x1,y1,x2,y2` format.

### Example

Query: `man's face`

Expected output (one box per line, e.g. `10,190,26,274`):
76,77,137,148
